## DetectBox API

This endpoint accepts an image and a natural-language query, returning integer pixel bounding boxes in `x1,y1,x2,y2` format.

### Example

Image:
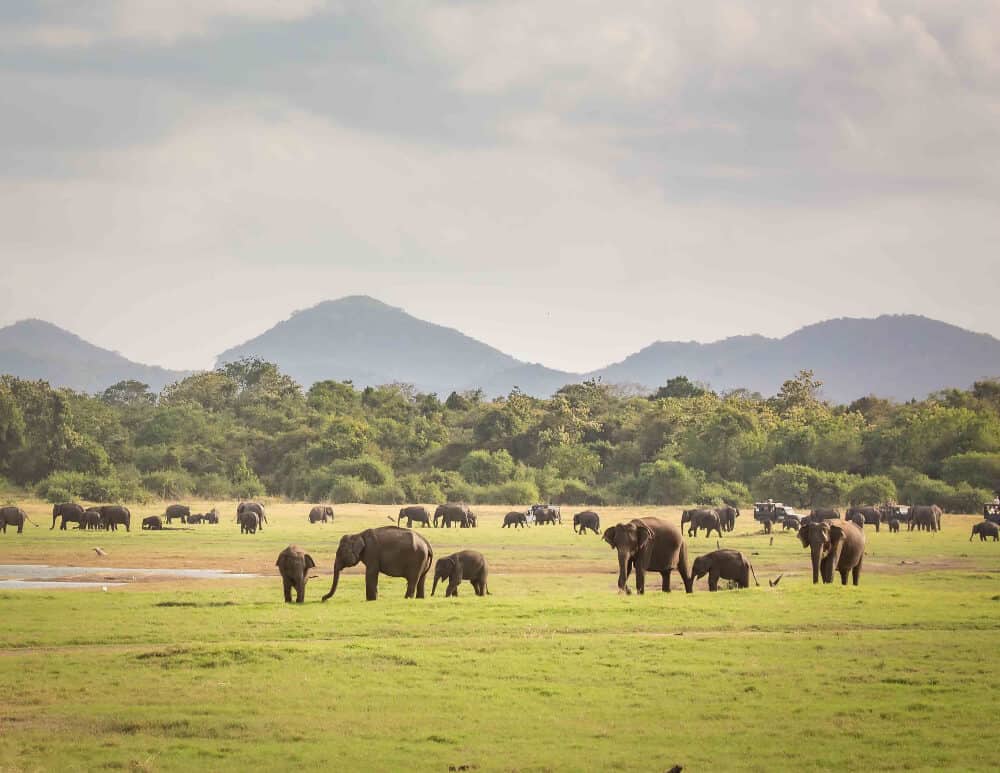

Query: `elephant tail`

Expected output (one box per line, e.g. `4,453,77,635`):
748,560,760,587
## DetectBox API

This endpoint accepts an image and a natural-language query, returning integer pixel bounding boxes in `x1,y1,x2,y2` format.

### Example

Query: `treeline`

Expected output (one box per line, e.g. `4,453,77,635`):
1,360,998,511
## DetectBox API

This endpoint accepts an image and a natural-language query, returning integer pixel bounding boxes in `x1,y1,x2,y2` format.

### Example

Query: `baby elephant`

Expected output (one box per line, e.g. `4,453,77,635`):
432,550,490,597
970,520,1000,542
141,515,162,530
276,545,317,603
691,549,759,591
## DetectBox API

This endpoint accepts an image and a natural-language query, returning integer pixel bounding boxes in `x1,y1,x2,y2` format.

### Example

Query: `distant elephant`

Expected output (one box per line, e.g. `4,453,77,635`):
798,520,865,585
715,505,740,532
51,502,85,530
309,505,334,524
203,508,219,524
502,511,528,528
98,505,131,532
970,521,999,542
782,515,801,531
465,511,478,528
909,505,941,532
434,503,470,529
0,506,34,534
164,504,190,524
432,550,490,597
888,518,900,533
683,509,723,538
142,516,163,530
573,510,601,535
79,510,102,530
237,501,267,529
532,505,561,525
398,506,431,528
187,513,204,524
761,517,775,534
238,511,259,534
321,526,433,602
846,506,882,533
602,517,693,595
691,549,758,591
844,510,865,529
276,545,317,603
809,508,841,521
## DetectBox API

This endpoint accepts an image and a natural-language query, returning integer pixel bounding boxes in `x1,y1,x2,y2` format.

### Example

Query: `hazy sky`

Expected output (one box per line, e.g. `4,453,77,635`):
2,1,999,372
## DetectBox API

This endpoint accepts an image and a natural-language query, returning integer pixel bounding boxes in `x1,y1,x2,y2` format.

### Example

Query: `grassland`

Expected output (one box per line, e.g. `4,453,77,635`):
1,501,999,772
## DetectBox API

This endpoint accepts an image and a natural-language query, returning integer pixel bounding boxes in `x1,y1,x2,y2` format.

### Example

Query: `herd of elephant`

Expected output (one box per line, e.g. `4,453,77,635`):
754,504,946,535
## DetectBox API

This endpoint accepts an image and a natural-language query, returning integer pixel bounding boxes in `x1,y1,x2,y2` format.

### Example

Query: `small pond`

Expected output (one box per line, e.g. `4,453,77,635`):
0,564,260,589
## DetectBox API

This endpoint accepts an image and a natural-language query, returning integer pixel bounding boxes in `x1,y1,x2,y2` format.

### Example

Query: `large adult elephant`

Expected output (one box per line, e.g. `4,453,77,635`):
909,505,941,532
164,504,190,524
532,505,561,525
573,510,601,535
51,502,85,530
309,505,334,524
321,526,433,602
798,520,865,585
970,521,1000,541
682,509,723,538
0,506,35,534
98,505,131,532
846,506,882,533
809,508,841,521
432,550,490,597
237,501,267,529
691,549,758,591
397,506,430,528
602,517,693,595
715,505,740,532
502,511,528,528
434,503,470,529
276,545,317,603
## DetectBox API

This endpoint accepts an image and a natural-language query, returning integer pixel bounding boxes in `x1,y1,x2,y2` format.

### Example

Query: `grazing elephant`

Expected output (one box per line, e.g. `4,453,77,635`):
909,505,941,532
321,526,433,602
691,549,758,591
309,505,334,524
502,511,528,528
0,506,34,534
798,520,865,585
51,502,85,530
573,510,601,535
683,509,723,538
846,506,882,533
398,506,431,528
164,504,190,524
809,508,841,521
782,515,801,531
532,504,561,525
844,510,865,529
237,501,267,529
79,509,102,530
276,545,317,603
187,513,204,524
716,505,740,532
98,505,131,532
141,516,163,530
888,518,900,533
431,550,490,597
203,508,219,524
434,503,470,529
970,521,1000,542
602,517,693,595
238,511,259,534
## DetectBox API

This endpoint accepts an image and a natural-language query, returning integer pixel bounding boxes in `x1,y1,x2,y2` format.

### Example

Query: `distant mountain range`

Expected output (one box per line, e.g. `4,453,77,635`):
2,296,998,402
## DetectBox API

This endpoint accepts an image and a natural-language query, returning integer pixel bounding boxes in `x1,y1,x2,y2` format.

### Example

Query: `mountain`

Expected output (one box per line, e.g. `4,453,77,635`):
588,315,1000,403
0,319,190,393
215,296,573,396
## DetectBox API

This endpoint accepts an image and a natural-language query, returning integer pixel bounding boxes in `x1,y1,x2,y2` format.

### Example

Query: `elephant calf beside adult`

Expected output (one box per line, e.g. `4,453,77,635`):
98,505,131,532
51,502,86,530
309,505,334,524
573,510,601,535
322,526,433,601
238,511,259,534
603,517,693,594
691,549,759,591
846,506,882,533
715,505,740,532
970,521,1000,542
79,509,102,530
432,550,490,597
276,545,317,603
237,502,267,529
798,520,865,585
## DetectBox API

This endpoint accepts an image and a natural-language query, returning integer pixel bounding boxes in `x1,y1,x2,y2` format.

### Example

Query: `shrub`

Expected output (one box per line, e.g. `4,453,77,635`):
369,482,406,505
142,469,196,499
552,479,591,506
847,476,897,506
939,483,992,514
330,455,393,486
194,473,235,499
940,452,1000,490
459,449,515,485
638,460,700,505
475,479,540,505
330,476,368,503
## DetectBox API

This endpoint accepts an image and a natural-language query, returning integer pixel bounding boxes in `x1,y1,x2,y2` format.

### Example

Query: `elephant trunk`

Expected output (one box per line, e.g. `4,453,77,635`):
810,542,823,584
616,548,630,592
51,513,58,530
970,528,975,542
432,572,440,596
322,558,344,602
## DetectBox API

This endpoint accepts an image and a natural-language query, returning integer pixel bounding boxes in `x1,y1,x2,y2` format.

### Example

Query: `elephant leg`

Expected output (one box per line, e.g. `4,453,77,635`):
295,577,306,603
282,577,293,603
708,568,719,592
405,577,416,599
852,558,862,586
635,565,646,595
840,568,849,585
365,565,380,601
660,570,672,592
416,568,428,599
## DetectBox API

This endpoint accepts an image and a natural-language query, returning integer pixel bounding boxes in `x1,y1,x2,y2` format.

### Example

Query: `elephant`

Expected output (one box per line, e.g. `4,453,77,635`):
691,549,758,591
51,502,85,530
238,511,259,534
682,509,723,538
142,515,163,530
187,513,204,524
434,503,470,529
309,505,335,524
431,550,490,597
164,504,190,524
203,508,219,524
502,511,528,528
237,501,267,529
573,510,601,535
398,506,431,528
782,515,801,531
760,516,776,534
888,518,900,533
532,505,561,525
79,509,102,530
602,517,693,595
321,526,433,602
98,505,131,532
0,506,34,534
276,545,317,603
909,505,941,532
844,510,865,529
809,508,841,521
798,520,865,585
715,505,740,532
970,521,1000,542
465,511,478,528
846,506,882,533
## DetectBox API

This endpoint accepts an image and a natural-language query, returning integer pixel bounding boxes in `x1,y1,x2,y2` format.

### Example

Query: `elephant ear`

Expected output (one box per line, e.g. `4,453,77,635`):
602,526,617,547
304,554,316,570
828,523,845,547
797,525,811,548
635,522,653,552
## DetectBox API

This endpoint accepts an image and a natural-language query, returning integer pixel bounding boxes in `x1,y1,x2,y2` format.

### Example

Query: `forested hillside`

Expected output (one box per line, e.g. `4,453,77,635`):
1,361,998,511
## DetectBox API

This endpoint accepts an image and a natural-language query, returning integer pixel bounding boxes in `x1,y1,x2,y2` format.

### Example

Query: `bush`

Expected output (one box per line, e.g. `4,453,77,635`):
194,473,235,499
847,476,897,506
369,482,406,505
444,478,476,503
552,479,591,506
754,464,856,508
941,452,1000,490
637,460,700,505
142,469,196,499
399,474,445,504
330,455,394,486
330,476,368,503
459,449,515,485
939,483,992,514
696,480,751,507
231,454,265,499
475,480,540,505
34,469,152,504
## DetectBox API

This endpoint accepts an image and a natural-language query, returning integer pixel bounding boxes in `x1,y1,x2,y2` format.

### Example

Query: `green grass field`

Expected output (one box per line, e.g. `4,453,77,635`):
2,501,999,772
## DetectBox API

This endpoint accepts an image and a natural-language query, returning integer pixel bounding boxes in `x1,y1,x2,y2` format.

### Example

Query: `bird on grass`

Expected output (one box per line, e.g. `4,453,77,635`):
769,574,783,588
93,547,107,557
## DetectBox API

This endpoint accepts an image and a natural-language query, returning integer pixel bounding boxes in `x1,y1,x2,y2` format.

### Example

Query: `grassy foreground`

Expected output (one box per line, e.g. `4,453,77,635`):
1,502,999,772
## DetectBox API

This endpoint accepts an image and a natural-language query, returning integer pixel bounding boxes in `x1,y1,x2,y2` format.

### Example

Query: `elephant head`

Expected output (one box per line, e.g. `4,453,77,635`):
691,554,710,580
602,521,653,594
326,531,371,598
680,510,692,526
431,557,456,596
798,521,835,583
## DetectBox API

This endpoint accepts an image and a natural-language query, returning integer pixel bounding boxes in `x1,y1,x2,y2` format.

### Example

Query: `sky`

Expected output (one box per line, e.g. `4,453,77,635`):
2,1,999,372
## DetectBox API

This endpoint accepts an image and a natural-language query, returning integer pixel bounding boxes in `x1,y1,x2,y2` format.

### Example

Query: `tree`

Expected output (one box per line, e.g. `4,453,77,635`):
847,476,897,506
459,449,515,485
101,380,155,407
651,376,710,400
770,370,824,414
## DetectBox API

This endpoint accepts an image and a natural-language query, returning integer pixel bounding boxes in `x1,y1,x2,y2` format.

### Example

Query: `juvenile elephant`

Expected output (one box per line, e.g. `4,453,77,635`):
164,504,190,524
98,505,131,532
322,526,433,602
502,511,528,528
846,506,882,533
309,505,334,524
51,502,85,530
691,549,758,591
0,506,33,534
970,521,1000,542
715,505,740,532
237,501,267,529
782,515,801,531
398,506,430,528
573,510,601,535
431,550,490,597
80,509,102,530
142,516,163,530
909,505,941,532
798,520,865,585
276,545,317,603
602,517,693,595
238,511,259,534
683,509,723,538
888,518,900,533
187,513,204,524
844,510,865,529
203,509,219,524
